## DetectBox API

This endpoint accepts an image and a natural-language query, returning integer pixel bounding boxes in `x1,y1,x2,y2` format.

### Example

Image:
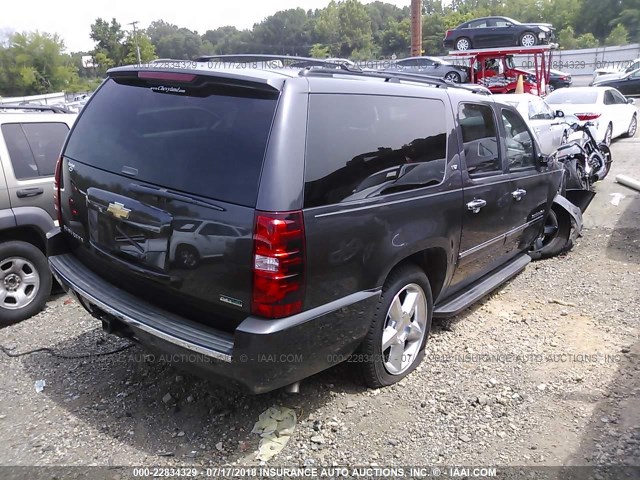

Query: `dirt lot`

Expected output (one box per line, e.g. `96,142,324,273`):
0,138,638,474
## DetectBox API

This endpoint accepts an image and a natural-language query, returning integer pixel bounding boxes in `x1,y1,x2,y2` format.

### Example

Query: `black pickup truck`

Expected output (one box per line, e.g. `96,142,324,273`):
47,61,582,393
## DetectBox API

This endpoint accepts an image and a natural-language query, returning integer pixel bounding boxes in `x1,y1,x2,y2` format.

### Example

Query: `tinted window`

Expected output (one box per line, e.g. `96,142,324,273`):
64,79,278,207
611,90,628,103
546,89,598,104
459,103,501,176
1,122,69,179
501,109,535,170
529,98,554,120
398,59,418,67
469,20,488,28
603,91,615,105
304,95,447,208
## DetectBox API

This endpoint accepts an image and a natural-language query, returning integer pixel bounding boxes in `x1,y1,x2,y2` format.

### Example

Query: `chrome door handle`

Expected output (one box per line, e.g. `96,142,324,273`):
511,188,527,201
466,198,487,213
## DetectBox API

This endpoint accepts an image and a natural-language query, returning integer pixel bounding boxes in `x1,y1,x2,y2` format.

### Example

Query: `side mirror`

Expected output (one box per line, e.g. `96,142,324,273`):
537,153,549,166
628,98,635,104
555,110,564,118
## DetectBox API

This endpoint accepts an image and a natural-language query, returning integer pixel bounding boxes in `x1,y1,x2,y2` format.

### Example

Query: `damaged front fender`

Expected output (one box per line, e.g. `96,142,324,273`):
553,193,585,243
563,189,597,214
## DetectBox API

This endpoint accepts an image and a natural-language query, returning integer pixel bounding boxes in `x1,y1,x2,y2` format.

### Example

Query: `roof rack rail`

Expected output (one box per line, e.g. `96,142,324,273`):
193,54,356,69
299,67,452,88
300,68,494,95
0,104,73,114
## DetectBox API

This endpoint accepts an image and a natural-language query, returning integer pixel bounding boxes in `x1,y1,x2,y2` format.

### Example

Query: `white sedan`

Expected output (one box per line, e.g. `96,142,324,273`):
545,87,638,145
494,93,569,154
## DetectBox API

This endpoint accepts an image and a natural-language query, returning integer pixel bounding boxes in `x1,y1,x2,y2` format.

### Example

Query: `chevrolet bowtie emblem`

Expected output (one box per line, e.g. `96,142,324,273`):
106,202,131,220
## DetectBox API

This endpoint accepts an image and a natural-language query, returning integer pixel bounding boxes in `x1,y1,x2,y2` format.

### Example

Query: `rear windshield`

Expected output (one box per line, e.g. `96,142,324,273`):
64,78,278,206
546,90,598,104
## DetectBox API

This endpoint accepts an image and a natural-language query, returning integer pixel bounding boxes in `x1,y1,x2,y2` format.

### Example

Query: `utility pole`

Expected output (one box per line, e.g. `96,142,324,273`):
128,21,142,65
410,0,422,57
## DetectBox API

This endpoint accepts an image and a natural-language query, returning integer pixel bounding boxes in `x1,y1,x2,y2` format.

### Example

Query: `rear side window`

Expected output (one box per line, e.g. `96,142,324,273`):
64,79,278,207
459,103,501,176
1,122,69,179
304,95,447,208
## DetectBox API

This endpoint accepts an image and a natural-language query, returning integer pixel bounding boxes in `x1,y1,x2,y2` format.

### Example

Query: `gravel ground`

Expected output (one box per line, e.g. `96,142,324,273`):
0,140,638,474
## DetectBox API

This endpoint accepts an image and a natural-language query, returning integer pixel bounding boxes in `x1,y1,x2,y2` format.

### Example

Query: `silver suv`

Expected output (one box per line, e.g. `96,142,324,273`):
0,105,76,324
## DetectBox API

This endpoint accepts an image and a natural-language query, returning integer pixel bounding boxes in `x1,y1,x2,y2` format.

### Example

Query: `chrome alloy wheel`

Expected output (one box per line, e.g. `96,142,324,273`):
0,256,40,310
381,283,428,375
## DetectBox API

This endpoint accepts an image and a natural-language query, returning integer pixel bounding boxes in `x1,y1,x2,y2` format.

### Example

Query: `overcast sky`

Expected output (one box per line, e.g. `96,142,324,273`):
1,0,411,53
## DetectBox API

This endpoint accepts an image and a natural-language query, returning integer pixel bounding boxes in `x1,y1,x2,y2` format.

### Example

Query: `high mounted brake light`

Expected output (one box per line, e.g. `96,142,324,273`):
252,211,306,319
138,72,196,82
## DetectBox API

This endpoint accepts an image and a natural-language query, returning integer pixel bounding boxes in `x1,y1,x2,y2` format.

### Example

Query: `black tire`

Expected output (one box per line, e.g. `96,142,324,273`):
564,158,590,191
444,71,462,83
357,264,433,389
624,114,637,138
175,244,200,269
597,143,613,180
455,37,472,51
0,241,52,326
529,208,572,260
519,32,538,47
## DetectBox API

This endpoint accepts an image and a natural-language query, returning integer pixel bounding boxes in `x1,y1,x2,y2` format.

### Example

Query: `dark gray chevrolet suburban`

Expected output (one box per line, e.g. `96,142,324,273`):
48,62,569,393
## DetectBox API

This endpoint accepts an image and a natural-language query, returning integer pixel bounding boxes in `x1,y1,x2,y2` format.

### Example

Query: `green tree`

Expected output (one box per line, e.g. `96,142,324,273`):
202,26,256,54
423,13,447,55
576,0,622,41
336,0,375,57
379,18,411,57
314,1,341,55
540,0,583,33
576,32,600,48
613,3,640,42
366,1,407,46
123,30,156,64
605,23,630,45
253,9,312,55
148,20,206,59
557,26,578,49
309,43,331,58
0,31,79,95
90,18,125,66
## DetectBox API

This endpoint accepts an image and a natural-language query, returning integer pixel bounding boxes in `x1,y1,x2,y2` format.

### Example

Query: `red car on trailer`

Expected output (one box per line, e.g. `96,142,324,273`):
448,45,556,96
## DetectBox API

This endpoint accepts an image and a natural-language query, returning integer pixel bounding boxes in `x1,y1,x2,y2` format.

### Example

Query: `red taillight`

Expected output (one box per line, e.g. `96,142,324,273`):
575,113,601,121
445,29,453,38
252,211,306,319
53,156,63,224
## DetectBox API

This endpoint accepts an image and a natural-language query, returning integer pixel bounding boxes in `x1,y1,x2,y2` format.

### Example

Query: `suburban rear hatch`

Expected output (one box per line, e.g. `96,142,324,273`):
58,69,281,330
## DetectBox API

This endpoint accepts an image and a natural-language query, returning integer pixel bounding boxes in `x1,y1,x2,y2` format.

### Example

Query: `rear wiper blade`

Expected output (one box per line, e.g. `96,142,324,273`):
128,183,226,211
379,180,440,195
